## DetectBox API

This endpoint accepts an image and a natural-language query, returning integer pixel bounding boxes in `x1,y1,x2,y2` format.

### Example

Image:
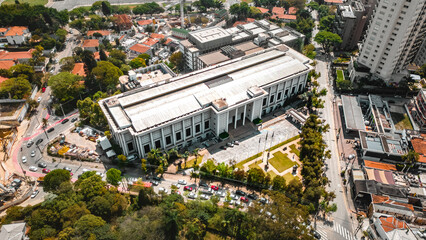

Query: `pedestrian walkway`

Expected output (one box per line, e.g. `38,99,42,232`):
332,222,356,240
316,226,329,240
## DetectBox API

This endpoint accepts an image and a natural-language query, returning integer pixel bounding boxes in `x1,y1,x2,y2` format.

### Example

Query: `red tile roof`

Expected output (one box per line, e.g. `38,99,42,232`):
411,137,426,163
288,7,297,15
325,0,343,3
94,51,109,60
164,38,173,45
0,76,8,84
0,60,15,70
379,216,408,233
72,63,86,77
138,20,153,26
150,33,165,39
87,30,111,36
364,160,397,171
271,14,297,20
4,26,28,36
256,7,269,14
272,7,285,15
142,38,159,46
83,39,99,48
247,18,255,22
0,28,7,33
372,194,414,211
0,49,34,61
233,21,248,27
129,44,150,54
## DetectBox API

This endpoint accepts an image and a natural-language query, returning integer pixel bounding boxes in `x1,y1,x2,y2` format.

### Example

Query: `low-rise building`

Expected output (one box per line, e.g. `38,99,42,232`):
0,49,34,63
118,63,175,92
0,60,15,70
4,26,31,45
72,63,86,77
0,222,28,240
82,39,99,52
114,14,133,35
87,30,112,41
408,89,426,131
172,28,189,39
359,131,407,163
368,216,418,240
99,45,313,156
141,38,159,50
128,44,152,58
324,0,344,5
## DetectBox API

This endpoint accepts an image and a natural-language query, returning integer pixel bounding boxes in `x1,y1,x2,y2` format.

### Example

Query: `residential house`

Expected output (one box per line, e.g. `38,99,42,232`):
409,134,426,168
368,216,418,240
82,39,99,52
94,51,109,61
0,49,34,64
128,44,152,58
87,30,112,41
163,38,174,51
150,33,165,40
4,26,31,45
138,19,154,28
0,28,8,44
270,7,297,22
256,7,269,15
0,60,15,70
114,14,133,35
288,7,297,15
141,38,159,51
324,0,344,5
72,63,86,77
0,222,28,240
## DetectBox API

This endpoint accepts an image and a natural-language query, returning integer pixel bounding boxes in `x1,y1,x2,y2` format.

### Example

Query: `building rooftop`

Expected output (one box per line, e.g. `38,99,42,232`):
172,28,189,34
189,26,231,44
0,49,34,61
325,0,343,3
272,7,285,15
0,76,8,84
101,45,312,133
72,63,86,77
4,26,28,36
341,95,365,131
410,137,426,163
0,60,15,70
288,7,297,15
340,5,356,18
198,51,230,66
354,180,409,198
87,30,111,36
142,38,159,46
256,7,269,14
129,44,150,54
82,39,99,48
138,19,153,26
364,160,396,171
0,222,26,240
150,33,165,39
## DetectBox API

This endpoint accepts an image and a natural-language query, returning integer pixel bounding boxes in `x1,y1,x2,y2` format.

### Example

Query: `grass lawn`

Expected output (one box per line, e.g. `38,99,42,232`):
283,172,299,182
267,170,278,180
242,0,253,2
390,112,413,130
289,144,300,157
336,70,345,81
184,154,204,169
248,160,262,170
204,232,222,240
268,152,296,173
2,0,47,5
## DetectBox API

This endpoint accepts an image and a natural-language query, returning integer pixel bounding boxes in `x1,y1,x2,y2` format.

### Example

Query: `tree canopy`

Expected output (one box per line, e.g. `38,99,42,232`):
48,72,84,102
0,77,31,99
92,61,123,91
314,30,342,53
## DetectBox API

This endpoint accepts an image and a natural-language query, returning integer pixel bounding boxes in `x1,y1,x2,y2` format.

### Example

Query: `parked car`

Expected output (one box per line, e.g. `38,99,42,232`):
61,118,69,124
47,128,54,133
71,117,78,123
26,140,33,148
220,145,228,150
42,168,51,173
37,97,42,103
232,141,240,145
171,183,180,189
215,190,226,198
150,180,159,186
199,182,208,188
259,197,269,204
183,186,192,191
42,87,46,93
21,156,27,163
188,192,197,199
248,193,258,200
200,188,213,195
29,166,38,172
236,190,246,196
63,167,72,172
30,151,36,157
36,139,43,145
230,194,238,200
153,176,162,181
158,187,168,193
178,180,187,185
82,168,90,173
211,185,219,191
31,190,39,198
96,172,104,177
38,162,47,168
240,196,249,203
127,154,138,162
200,194,209,200
226,142,234,147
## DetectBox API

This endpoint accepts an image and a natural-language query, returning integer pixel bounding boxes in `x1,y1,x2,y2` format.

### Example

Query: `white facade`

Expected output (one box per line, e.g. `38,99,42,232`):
358,0,426,81
100,45,312,157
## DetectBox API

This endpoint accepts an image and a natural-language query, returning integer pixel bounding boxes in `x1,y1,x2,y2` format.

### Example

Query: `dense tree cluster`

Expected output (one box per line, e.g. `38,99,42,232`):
192,0,223,12
132,2,165,15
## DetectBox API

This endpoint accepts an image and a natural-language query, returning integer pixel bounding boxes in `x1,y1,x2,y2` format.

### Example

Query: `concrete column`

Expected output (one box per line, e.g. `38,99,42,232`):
182,120,186,141
225,111,229,132
149,132,154,150
172,124,176,145
161,128,166,149
251,102,255,121
234,107,238,129
259,101,263,118
192,116,195,138
135,135,141,157
243,104,247,125
201,112,205,133
216,115,220,136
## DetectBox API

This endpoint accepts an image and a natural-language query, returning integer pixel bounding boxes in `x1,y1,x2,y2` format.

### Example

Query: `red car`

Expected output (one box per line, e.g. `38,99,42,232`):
42,168,51,174
240,196,249,203
211,185,219,191
184,186,192,191
42,87,46,93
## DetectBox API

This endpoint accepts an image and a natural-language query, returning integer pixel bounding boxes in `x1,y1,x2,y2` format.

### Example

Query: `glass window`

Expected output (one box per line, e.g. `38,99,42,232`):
155,140,161,149
204,120,210,130
165,135,172,145
195,124,201,133
277,92,282,100
143,144,150,154
176,131,182,141
185,128,191,137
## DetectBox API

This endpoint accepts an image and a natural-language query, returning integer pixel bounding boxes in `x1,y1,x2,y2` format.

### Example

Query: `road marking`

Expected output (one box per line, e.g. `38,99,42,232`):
316,229,328,240
331,222,355,240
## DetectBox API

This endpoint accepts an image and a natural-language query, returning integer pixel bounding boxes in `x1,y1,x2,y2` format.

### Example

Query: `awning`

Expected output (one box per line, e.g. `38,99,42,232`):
106,149,116,158
98,136,112,150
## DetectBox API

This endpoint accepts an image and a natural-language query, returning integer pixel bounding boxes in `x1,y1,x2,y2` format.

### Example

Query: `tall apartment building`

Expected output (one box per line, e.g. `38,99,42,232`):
414,38,426,67
358,0,426,81
99,45,312,157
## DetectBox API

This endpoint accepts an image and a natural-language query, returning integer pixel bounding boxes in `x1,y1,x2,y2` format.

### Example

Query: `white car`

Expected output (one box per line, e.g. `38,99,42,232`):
200,194,209,200
158,187,168,193
171,183,180,189
215,191,226,198
178,180,187,185
30,151,36,157
29,166,38,172
37,97,42,102
96,172,104,177
31,190,39,198
187,192,197,199
230,194,238,200
82,168,89,173
21,156,27,163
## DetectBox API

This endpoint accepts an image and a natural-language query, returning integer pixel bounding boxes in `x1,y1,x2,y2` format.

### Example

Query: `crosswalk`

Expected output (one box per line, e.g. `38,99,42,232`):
316,227,328,240
332,222,356,240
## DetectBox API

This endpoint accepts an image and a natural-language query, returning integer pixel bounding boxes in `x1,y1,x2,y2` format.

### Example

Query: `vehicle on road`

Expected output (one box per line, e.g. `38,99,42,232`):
42,87,46,93
211,185,219,191
42,169,51,173
82,168,89,173
248,193,258,200
63,167,72,172
232,140,240,145
47,128,54,133
150,180,159,186
183,186,192,191
31,190,39,198
240,196,249,203
312,231,321,239
71,117,78,123
38,162,47,168
153,176,162,181
37,97,42,103
158,187,168,193
29,166,38,172
178,180,187,185
61,118,69,124
226,142,234,147
220,145,228,150
30,151,36,157
236,190,246,196
36,139,43,145
22,156,27,163
27,140,33,148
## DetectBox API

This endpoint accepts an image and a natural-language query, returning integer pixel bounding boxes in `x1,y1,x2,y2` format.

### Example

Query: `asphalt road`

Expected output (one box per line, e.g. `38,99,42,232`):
47,0,169,10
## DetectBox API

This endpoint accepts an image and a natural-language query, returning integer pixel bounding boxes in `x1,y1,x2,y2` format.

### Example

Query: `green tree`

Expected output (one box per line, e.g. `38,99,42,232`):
247,168,266,186
314,31,342,53
137,187,158,208
92,61,123,91
106,168,122,186
272,175,287,191
59,57,75,72
76,174,106,201
48,72,84,102
402,150,419,173
55,28,68,42
73,214,108,239
9,64,34,82
88,196,111,220
129,57,146,69
319,15,335,31
43,169,71,192
169,51,184,71
0,77,31,99
99,49,108,61
101,1,112,15
138,53,151,63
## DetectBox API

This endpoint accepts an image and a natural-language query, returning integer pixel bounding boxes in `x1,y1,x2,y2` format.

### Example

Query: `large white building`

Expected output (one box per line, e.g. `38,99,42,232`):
99,45,313,157
358,0,426,81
